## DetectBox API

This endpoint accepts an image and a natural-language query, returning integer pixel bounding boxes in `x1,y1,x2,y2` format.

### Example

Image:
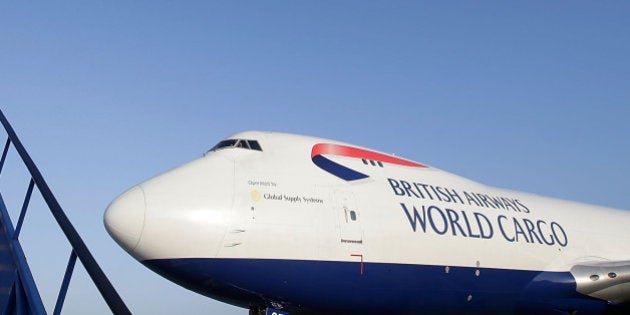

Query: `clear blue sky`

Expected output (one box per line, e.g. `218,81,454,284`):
1,2,629,314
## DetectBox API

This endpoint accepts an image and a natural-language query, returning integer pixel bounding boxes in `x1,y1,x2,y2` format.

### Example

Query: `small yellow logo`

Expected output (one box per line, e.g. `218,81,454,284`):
250,190,261,202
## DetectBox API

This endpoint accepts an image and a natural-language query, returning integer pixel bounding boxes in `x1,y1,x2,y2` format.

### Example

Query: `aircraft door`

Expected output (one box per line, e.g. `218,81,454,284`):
334,191,363,245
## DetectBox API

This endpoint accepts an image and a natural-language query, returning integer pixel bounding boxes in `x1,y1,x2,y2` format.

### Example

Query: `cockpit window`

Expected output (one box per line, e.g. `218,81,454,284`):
248,140,262,151
209,139,263,152
235,140,248,149
212,139,238,150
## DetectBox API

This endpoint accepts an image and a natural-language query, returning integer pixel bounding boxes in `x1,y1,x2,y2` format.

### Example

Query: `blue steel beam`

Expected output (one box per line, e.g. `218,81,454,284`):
0,138,10,176
13,178,34,240
53,250,77,315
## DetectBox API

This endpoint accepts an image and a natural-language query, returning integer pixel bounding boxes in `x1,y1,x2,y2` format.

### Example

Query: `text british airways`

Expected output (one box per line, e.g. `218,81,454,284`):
388,178,568,247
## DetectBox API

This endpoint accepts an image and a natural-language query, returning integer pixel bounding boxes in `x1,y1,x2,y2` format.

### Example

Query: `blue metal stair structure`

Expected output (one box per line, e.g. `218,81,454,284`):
0,189,44,314
0,109,131,314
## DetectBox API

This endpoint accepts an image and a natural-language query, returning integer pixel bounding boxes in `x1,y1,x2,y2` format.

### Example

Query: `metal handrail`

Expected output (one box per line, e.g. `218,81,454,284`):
0,109,131,314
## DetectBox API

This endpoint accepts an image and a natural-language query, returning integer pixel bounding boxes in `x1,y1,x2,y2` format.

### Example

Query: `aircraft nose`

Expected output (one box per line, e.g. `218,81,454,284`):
104,185,146,254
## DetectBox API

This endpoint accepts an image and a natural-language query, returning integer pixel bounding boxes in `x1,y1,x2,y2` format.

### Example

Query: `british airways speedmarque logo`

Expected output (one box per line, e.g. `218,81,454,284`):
311,143,427,181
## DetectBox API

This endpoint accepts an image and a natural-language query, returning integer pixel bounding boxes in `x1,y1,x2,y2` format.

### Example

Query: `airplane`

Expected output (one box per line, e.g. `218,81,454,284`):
104,131,630,315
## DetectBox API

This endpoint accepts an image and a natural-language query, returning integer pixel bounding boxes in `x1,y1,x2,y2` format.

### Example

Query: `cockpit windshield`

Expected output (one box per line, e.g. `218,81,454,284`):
209,139,263,152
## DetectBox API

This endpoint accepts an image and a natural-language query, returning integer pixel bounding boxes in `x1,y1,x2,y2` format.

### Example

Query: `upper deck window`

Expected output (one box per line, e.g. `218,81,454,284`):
209,139,263,152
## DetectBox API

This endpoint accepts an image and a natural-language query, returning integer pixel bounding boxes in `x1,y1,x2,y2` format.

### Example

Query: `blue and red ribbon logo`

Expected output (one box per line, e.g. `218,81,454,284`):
311,143,426,181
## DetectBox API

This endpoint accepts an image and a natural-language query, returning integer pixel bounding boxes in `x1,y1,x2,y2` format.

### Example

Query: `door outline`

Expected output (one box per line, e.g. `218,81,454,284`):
334,190,363,244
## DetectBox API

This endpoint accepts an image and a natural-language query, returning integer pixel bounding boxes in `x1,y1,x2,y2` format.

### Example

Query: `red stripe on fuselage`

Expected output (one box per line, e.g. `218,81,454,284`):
311,143,426,168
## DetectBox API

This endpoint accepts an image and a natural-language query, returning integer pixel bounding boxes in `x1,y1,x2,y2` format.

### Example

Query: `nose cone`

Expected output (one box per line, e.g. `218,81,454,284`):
104,185,146,254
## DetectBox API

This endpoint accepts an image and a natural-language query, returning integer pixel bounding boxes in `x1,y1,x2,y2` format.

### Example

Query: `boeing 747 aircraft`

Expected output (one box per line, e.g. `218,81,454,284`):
105,131,630,315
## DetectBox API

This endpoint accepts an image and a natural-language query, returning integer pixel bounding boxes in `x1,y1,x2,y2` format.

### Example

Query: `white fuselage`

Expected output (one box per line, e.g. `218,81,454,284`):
105,131,630,314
